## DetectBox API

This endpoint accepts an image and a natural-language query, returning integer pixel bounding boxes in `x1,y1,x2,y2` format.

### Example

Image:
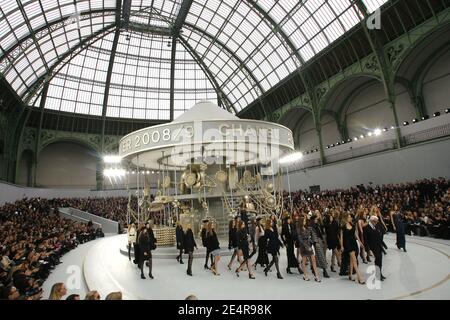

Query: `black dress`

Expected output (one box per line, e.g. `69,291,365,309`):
325,219,340,250
342,224,359,254
255,227,269,266
175,225,183,250
265,228,282,256
228,227,238,249
206,230,220,253
237,228,250,260
183,229,197,253
393,213,406,249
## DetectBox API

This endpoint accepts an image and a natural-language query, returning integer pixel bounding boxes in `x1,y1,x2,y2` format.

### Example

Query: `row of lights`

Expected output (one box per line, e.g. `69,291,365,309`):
325,128,385,150
403,109,449,126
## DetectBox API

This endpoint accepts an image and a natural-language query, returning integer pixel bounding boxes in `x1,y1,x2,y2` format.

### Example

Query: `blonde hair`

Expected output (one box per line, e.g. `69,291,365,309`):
105,292,122,300
85,290,101,300
48,283,64,300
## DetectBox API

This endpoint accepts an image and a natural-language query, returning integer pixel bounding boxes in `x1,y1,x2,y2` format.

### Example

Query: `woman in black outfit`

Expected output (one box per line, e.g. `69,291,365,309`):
183,224,197,276
254,217,269,270
372,206,388,254
264,219,283,279
340,213,365,285
235,220,255,279
138,224,156,279
175,222,184,264
281,216,301,275
390,204,407,252
227,218,241,270
270,214,279,237
205,222,221,276
324,210,341,272
201,219,214,270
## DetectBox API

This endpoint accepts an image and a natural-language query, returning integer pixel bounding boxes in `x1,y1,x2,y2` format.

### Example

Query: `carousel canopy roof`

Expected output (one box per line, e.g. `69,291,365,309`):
0,0,389,120
174,100,239,122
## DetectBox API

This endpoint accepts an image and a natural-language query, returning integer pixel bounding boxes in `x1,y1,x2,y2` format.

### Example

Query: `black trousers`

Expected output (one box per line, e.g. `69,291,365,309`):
187,251,194,273
373,248,383,274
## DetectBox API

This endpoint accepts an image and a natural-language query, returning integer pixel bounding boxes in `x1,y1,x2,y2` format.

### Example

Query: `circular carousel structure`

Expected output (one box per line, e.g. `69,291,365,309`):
118,101,295,242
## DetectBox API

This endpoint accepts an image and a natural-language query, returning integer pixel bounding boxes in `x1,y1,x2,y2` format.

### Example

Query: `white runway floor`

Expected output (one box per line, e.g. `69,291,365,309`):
43,233,450,300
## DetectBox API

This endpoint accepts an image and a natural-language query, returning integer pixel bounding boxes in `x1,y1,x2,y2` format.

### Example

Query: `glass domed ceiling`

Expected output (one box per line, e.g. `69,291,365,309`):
0,0,388,120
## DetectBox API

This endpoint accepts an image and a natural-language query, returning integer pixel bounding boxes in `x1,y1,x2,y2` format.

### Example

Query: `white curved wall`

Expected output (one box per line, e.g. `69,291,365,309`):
423,50,450,114
36,142,98,188
283,138,450,191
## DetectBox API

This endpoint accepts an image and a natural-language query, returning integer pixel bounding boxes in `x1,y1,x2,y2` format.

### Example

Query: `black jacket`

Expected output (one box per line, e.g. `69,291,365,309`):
265,228,283,255
281,222,295,245
175,225,183,249
138,230,151,253
183,229,197,253
237,228,249,250
206,230,220,252
365,224,383,253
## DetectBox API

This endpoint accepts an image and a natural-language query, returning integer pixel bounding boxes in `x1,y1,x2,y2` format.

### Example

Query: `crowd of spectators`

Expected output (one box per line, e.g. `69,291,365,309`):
285,177,450,239
49,196,137,233
0,198,101,300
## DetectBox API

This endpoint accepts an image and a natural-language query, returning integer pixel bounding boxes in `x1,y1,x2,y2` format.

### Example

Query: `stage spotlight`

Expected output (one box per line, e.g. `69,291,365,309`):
445,108,449,114
131,171,135,174
342,141,345,144
331,144,335,147
403,121,409,126
336,142,341,146
146,171,150,174
434,112,441,117
326,145,330,149
367,132,373,137
422,115,429,120
374,128,382,136
412,118,418,123
280,152,303,164
383,128,388,132
347,139,352,143
151,171,155,174
390,126,395,130
103,155,122,163
353,137,358,141
314,148,319,152
360,134,365,139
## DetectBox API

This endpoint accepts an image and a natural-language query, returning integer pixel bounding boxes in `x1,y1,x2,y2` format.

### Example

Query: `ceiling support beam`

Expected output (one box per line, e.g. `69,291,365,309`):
353,0,402,149
179,37,236,114
172,0,194,36
101,0,122,156
22,24,117,105
183,23,265,96
169,37,177,121
0,9,116,71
